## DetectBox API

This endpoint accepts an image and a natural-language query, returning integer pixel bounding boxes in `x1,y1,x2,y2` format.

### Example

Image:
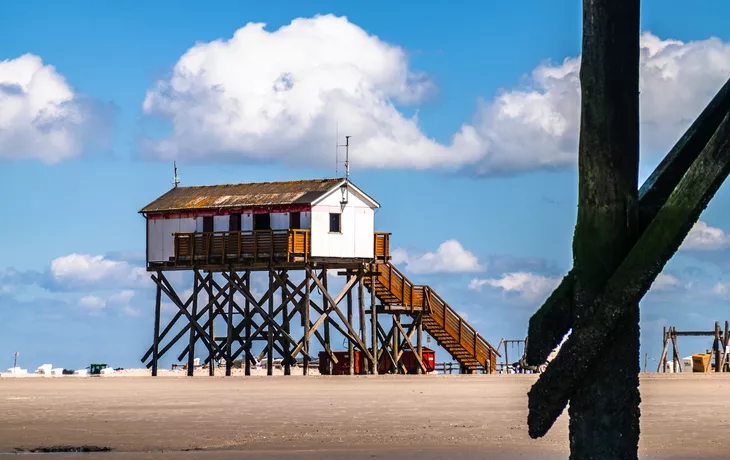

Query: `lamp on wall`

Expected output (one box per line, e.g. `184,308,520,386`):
339,181,349,206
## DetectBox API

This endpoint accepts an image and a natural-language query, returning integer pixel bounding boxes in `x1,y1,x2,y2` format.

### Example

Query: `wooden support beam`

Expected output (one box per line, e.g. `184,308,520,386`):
347,272,354,375
245,271,251,376
142,276,229,364
376,323,398,372
323,267,331,375
658,327,668,373
188,273,199,376
226,272,234,376
371,268,379,375
207,272,215,376
303,268,311,375
528,111,730,439
525,76,730,367
358,265,367,374
307,268,375,363
671,328,682,372
152,277,162,377
177,273,235,363
290,271,360,358
393,315,426,373
282,270,291,376
417,312,423,375
267,269,274,376
152,273,227,362
223,272,304,353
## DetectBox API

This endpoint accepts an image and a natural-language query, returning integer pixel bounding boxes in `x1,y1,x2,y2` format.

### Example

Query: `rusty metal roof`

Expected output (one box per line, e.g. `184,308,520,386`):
139,178,346,214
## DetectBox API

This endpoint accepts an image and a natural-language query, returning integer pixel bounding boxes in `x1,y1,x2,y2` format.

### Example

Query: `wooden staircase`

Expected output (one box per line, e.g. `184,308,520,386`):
363,261,500,373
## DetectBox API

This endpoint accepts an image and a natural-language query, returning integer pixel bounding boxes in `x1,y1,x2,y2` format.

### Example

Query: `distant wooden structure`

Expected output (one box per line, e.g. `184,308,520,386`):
658,321,730,373
138,177,499,377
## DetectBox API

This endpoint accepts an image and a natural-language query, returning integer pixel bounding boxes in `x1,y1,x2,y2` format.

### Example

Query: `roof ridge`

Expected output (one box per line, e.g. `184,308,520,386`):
171,177,343,190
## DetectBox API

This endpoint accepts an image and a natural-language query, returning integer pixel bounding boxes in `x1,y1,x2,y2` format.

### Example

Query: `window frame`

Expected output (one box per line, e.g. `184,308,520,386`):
253,213,271,231
329,212,342,234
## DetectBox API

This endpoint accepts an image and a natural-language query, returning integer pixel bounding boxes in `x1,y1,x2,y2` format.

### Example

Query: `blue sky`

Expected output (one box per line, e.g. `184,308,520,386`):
2,0,730,372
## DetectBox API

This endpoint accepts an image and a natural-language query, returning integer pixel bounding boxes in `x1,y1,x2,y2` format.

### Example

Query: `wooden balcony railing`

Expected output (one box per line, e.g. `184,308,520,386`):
374,232,391,262
172,230,310,266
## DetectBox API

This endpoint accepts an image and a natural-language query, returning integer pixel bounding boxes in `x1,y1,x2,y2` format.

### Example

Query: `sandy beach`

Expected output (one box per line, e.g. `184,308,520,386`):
1,372,728,459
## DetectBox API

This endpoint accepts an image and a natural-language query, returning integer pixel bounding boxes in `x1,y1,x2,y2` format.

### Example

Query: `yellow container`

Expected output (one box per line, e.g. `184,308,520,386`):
692,353,712,372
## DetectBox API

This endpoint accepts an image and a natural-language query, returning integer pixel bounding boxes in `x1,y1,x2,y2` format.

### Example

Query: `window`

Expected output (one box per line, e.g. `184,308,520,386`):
229,213,241,232
329,213,341,233
202,216,213,233
289,212,301,230
253,213,271,230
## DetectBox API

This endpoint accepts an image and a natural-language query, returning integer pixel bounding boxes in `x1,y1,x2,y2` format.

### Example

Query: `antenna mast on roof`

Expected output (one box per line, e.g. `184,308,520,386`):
337,135,351,182
173,161,180,188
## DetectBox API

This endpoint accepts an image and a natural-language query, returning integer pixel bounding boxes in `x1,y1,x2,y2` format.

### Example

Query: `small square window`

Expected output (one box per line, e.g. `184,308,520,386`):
253,213,271,230
329,213,341,233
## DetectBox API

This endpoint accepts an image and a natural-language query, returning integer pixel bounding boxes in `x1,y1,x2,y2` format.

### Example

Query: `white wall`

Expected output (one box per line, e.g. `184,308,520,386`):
310,185,376,259
271,212,289,229
147,217,196,263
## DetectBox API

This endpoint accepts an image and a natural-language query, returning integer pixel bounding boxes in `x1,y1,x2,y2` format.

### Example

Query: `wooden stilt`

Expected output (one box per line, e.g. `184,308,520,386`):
671,328,682,372
725,321,730,372
417,312,423,375
226,272,234,376
715,322,722,373
358,266,367,374
371,268,378,375
347,272,354,375
304,267,311,375
283,270,291,376
658,327,668,372
245,271,251,376
152,276,162,377
188,272,199,377
392,314,400,373
322,267,331,374
207,272,215,376
267,269,274,376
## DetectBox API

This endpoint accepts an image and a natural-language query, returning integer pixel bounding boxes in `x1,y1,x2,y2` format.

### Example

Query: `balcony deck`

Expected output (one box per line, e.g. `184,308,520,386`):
147,230,391,272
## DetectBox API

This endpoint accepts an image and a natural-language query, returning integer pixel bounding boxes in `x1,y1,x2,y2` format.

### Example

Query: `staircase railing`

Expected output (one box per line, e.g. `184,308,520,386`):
370,263,424,310
423,286,500,368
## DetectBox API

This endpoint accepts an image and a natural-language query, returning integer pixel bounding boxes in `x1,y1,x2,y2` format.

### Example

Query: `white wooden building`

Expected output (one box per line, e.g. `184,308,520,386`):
138,178,383,269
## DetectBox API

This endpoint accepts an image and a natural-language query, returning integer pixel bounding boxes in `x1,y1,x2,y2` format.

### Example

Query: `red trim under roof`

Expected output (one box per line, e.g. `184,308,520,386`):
146,204,312,220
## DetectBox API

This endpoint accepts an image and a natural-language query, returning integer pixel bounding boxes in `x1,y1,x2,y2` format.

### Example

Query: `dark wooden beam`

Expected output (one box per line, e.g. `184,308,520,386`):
152,277,162,376
525,77,730,366
528,111,730,439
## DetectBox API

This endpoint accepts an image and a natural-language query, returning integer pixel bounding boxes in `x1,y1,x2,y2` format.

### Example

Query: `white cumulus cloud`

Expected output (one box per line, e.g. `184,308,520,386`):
0,53,109,163
391,240,483,274
78,295,106,313
50,254,149,290
469,272,560,302
680,221,730,251
649,274,683,292
141,20,730,175
78,290,141,316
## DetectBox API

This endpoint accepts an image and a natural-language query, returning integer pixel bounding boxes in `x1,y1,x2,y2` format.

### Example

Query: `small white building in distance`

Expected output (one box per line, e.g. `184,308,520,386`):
138,178,385,270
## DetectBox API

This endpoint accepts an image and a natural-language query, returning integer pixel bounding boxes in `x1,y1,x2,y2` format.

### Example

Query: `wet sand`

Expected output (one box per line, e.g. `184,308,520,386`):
1,373,728,459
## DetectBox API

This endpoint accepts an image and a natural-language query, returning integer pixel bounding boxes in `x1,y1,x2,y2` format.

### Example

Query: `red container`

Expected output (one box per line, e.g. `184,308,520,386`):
318,351,366,375
377,348,436,374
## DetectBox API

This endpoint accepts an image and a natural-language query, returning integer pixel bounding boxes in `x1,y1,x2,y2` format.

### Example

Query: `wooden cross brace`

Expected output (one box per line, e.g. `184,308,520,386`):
527,107,730,438
150,272,229,362
142,273,232,366
290,268,375,364
222,271,306,356
524,78,730,369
